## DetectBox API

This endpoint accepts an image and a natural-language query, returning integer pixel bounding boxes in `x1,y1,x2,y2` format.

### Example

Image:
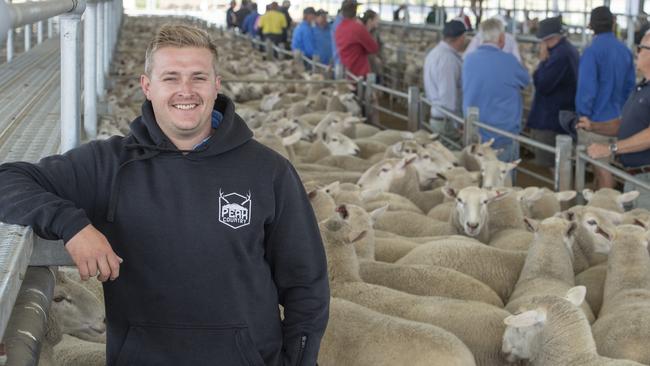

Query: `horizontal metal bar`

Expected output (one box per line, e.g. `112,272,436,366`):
1,0,86,42
473,120,556,153
370,83,409,98
577,151,650,192
345,71,362,82
221,78,349,84
517,166,555,185
374,105,409,122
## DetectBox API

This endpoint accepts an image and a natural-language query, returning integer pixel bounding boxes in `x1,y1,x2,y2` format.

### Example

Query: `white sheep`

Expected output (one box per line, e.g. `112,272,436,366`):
321,217,511,366
517,187,576,220
479,158,520,189
592,225,650,364
319,298,477,366
502,286,644,365
583,188,640,213
505,217,596,323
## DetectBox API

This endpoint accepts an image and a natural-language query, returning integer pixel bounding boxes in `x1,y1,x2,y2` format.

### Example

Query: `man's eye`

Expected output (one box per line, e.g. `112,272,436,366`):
162,78,176,82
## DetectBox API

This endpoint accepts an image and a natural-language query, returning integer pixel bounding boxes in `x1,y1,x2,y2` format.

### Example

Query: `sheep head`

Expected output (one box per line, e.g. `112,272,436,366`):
443,186,509,237
357,158,414,192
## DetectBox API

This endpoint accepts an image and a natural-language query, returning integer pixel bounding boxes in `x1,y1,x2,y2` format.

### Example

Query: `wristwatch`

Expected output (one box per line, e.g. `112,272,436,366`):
609,143,618,155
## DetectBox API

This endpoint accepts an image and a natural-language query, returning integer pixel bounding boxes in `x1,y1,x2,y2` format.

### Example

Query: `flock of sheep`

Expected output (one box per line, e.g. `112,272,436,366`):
36,15,650,366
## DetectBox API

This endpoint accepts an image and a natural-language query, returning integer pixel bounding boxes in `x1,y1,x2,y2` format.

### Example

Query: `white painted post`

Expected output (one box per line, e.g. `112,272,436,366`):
103,1,109,76
96,1,105,98
37,21,43,44
60,13,83,152
24,24,31,51
6,30,13,62
85,2,98,139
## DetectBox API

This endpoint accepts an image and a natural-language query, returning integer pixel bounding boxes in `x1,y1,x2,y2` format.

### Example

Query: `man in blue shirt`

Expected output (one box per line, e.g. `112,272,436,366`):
241,3,259,36
576,6,636,188
578,32,650,210
463,18,530,162
313,10,333,65
291,7,316,60
527,16,579,168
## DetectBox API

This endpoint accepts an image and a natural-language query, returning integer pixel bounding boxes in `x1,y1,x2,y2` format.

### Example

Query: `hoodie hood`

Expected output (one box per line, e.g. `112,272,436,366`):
129,93,253,157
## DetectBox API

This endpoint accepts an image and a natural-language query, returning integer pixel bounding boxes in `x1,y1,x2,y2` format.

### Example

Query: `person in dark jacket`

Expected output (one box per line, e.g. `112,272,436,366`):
527,16,579,168
234,0,251,29
0,24,329,366
226,1,237,28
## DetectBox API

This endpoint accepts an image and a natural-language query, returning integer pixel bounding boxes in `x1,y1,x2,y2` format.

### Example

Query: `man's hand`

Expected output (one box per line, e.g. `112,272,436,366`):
587,143,611,159
576,116,593,131
538,42,549,62
65,224,123,282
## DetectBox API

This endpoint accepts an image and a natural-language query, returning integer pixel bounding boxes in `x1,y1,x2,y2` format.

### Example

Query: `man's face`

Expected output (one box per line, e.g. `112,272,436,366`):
638,36,650,74
140,47,220,144
316,15,327,26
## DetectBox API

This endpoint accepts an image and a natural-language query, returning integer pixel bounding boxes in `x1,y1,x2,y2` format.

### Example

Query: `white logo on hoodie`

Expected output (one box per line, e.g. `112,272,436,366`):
218,189,252,229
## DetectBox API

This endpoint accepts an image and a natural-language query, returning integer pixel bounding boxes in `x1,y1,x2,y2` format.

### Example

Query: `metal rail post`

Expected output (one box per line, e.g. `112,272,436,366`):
6,30,13,62
265,38,273,60
575,145,587,204
48,18,53,38
24,24,31,52
103,1,109,76
464,107,479,146
365,73,376,125
555,135,573,191
84,1,98,139
96,0,105,98
60,12,82,152
407,86,419,132
334,63,344,79
37,21,43,44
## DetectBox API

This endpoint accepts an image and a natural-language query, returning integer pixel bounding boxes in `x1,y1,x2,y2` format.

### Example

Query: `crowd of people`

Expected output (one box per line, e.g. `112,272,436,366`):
224,1,650,209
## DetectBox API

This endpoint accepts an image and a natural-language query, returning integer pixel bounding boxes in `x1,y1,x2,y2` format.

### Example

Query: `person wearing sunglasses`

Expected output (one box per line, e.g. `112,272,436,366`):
578,31,650,210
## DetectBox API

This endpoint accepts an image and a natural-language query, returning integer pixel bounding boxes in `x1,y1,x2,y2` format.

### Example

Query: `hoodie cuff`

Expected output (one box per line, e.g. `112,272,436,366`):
55,209,92,244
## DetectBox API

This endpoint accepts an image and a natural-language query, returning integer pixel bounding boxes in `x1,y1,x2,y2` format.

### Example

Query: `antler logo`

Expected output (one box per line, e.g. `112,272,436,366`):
218,189,252,229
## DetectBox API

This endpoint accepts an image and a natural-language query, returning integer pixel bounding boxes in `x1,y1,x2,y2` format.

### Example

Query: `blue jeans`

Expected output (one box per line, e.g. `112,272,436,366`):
624,172,650,211
496,141,520,163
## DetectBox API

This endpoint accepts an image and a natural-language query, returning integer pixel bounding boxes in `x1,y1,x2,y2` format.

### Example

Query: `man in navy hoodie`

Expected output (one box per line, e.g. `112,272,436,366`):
0,24,329,366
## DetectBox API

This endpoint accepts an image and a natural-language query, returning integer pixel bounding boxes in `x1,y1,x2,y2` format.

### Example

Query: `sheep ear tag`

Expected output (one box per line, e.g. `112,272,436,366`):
504,310,545,328
218,189,252,229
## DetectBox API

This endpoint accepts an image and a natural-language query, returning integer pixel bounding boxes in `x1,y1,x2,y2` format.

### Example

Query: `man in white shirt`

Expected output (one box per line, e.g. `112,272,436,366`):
423,19,467,140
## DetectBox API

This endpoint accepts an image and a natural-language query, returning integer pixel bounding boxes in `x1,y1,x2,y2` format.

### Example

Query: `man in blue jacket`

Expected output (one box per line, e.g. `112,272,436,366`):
0,24,329,366
576,6,636,188
527,16,579,169
291,7,316,61
241,2,259,36
463,18,530,162
313,9,333,65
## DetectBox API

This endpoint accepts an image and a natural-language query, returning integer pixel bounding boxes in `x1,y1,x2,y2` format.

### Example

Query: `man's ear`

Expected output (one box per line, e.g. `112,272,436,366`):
215,74,222,93
141,74,152,100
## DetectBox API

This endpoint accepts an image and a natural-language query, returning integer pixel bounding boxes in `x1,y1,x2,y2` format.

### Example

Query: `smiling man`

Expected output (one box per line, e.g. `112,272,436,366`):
0,24,329,365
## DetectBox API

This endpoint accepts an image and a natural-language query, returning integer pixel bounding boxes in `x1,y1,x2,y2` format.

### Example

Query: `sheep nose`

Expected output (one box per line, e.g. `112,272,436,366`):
467,222,479,230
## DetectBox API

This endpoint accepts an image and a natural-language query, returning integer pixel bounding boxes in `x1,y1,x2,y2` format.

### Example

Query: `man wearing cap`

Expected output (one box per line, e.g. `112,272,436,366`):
463,18,530,163
423,19,466,140
575,6,636,189
335,1,379,77
313,10,333,65
291,7,316,61
578,32,650,210
527,16,579,170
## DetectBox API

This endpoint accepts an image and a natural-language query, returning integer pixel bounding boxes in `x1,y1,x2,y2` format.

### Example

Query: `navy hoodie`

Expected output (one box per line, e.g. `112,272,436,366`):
0,94,330,366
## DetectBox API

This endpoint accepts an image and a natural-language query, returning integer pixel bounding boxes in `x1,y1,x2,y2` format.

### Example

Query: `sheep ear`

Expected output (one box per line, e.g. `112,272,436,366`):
504,310,546,328
525,187,544,202
617,191,640,204
282,133,301,146
582,189,594,202
400,131,415,139
555,191,577,202
633,218,648,229
524,217,539,232
436,172,449,181
442,185,457,199
360,188,382,202
470,144,478,154
487,189,510,203
483,138,495,147
566,222,578,238
509,159,522,169
393,142,404,154
429,133,440,141
369,205,389,224
565,286,587,306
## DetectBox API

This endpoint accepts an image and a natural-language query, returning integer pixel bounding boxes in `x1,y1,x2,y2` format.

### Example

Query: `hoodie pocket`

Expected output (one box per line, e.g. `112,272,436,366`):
115,323,265,366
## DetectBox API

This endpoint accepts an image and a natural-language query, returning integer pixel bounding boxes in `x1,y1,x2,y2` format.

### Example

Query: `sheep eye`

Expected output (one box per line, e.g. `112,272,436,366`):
482,199,488,204
53,296,66,303
587,219,597,225
456,198,463,204
501,170,507,174
332,138,338,142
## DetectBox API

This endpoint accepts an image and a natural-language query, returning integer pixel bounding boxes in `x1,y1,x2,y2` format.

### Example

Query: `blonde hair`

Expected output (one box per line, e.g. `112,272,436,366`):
144,24,219,76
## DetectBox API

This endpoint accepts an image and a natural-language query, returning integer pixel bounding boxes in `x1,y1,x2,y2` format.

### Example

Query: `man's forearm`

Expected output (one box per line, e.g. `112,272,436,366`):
590,118,621,136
